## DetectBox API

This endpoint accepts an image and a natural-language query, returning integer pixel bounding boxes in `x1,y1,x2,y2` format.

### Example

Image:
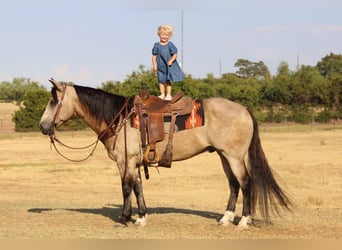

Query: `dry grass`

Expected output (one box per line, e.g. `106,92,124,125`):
0,102,19,133
0,103,341,239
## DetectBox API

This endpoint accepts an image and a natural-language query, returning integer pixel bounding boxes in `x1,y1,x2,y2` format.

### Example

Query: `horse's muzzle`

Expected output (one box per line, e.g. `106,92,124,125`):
39,121,54,136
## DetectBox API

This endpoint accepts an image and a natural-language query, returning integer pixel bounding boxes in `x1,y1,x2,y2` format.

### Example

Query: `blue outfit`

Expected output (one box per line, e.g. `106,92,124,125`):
152,41,184,83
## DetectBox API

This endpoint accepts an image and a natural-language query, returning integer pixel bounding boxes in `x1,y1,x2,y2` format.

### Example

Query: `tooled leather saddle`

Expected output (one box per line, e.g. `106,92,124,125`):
135,85,193,168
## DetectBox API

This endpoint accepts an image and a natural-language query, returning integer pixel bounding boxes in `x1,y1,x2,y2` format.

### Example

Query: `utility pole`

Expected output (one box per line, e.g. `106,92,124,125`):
296,53,300,71
181,10,184,71
219,60,222,78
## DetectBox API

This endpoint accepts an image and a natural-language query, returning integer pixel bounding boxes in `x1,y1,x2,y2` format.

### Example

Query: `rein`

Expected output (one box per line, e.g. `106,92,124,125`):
49,135,100,162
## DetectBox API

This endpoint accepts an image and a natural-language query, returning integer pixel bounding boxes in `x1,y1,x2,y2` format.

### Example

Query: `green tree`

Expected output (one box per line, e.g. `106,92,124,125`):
226,83,260,108
316,52,342,77
261,61,293,105
0,77,46,104
12,89,50,132
172,76,201,98
234,59,270,79
119,65,158,96
327,73,342,119
316,53,342,119
100,80,122,94
213,83,232,99
220,73,244,85
291,66,326,105
0,81,13,101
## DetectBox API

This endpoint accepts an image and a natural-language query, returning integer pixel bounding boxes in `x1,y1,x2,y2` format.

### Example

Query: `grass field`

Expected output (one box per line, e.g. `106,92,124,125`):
0,103,341,239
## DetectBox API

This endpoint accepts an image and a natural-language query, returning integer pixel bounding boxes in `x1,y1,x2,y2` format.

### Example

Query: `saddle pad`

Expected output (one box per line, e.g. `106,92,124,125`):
167,99,205,131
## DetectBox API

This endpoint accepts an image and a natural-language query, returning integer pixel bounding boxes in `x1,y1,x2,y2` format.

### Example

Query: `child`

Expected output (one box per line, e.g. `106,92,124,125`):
152,24,184,100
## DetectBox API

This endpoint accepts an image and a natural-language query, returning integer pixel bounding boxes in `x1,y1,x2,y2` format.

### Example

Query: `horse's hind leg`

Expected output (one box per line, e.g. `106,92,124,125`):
230,157,252,228
217,152,239,225
218,153,252,228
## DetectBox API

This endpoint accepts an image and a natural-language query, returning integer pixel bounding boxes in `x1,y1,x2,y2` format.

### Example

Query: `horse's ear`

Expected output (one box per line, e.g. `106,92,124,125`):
49,78,62,91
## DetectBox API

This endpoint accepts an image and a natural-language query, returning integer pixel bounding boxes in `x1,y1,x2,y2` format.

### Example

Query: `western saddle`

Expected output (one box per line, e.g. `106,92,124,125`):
135,85,193,168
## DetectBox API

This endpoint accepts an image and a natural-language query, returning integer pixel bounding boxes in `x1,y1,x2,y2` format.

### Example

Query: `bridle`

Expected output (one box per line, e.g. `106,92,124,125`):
51,83,67,128
48,83,136,166
48,83,100,162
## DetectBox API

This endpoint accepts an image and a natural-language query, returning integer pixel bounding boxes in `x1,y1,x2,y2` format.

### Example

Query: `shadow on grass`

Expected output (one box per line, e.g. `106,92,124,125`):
28,204,225,224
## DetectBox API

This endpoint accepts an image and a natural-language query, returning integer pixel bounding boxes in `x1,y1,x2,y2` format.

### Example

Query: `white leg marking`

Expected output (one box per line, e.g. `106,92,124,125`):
134,214,147,227
219,211,235,226
238,215,252,229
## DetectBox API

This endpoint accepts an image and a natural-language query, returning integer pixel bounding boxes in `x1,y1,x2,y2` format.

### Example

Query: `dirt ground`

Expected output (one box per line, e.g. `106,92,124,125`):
0,125,341,239
1,103,342,239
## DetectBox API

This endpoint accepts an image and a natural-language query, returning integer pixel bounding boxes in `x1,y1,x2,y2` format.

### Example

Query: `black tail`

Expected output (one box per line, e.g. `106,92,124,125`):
247,108,292,222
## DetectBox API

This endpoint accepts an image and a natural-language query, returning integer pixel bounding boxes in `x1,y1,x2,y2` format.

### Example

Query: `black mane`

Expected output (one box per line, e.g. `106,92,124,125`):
73,85,131,125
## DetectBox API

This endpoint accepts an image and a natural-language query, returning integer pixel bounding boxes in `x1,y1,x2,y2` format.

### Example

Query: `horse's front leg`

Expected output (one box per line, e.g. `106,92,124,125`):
132,167,147,226
117,164,147,227
117,180,133,226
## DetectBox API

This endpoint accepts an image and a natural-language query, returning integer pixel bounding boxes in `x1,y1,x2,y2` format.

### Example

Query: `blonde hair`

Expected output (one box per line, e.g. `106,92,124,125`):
158,24,174,36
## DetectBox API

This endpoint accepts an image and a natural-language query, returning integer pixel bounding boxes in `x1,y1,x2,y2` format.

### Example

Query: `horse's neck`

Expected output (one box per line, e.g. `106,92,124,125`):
73,86,127,136
76,104,108,136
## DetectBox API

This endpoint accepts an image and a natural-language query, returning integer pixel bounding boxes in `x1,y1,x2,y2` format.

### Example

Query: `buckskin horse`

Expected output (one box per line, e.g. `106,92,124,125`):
39,78,292,228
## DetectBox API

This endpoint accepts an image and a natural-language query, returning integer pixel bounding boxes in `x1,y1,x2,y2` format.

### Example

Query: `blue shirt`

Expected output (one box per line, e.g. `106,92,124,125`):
152,41,184,83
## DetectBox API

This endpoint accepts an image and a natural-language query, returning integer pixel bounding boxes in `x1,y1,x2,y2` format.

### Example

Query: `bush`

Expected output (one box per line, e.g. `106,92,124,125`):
253,110,268,123
264,110,287,123
12,88,88,132
315,108,335,123
288,106,314,124
57,117,87,131
13,89,50,132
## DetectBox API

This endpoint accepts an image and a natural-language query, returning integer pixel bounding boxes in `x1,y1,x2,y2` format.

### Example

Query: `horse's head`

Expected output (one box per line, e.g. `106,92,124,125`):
39,78,76,136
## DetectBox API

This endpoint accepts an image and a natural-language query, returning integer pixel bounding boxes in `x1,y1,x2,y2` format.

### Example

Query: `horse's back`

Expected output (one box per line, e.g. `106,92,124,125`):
203,97,254,156
203,97,253,130
166,97,254,161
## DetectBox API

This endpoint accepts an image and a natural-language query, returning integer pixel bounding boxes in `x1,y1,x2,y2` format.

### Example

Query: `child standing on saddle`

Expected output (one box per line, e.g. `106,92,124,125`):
152,24,184,100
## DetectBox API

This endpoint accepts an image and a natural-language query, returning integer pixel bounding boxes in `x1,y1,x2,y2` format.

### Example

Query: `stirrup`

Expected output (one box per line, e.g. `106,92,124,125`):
143,145,159,164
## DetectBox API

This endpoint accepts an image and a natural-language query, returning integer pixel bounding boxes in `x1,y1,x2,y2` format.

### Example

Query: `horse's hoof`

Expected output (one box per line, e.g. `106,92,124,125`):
218,211,235,226
218,220,234,227
237,223,249,230
115,216,129,228
237,215,252,230
134,214,147,227
115,222,128,228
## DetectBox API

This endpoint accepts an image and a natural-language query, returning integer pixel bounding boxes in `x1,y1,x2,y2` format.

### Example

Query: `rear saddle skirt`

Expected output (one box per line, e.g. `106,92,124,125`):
134,89,203,167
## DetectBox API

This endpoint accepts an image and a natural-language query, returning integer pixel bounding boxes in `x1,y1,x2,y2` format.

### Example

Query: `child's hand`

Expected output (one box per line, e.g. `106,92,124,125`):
153,65,158,72
167,60,173,66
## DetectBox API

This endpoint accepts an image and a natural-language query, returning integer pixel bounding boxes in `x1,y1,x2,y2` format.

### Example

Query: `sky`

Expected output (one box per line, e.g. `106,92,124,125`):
0,0,341,88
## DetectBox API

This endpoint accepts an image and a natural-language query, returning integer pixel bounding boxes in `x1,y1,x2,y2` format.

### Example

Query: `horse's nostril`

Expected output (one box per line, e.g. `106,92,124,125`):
40,127,48,135
39,122,51,135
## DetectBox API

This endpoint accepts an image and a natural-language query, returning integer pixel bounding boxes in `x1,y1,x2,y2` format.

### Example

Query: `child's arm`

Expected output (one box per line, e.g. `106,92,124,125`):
168,53,177,66
152,55,157,71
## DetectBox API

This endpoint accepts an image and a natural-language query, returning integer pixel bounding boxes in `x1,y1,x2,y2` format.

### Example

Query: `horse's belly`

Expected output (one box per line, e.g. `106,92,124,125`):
156,127,209,161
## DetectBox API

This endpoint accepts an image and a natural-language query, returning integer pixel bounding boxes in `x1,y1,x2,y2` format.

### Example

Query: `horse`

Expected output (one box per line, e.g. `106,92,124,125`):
39,78,292,228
